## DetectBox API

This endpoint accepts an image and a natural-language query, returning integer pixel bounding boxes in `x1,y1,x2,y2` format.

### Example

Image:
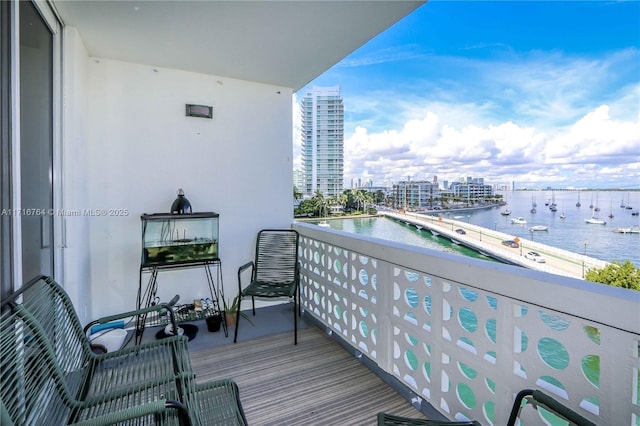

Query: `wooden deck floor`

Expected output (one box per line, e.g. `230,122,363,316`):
190,326,427,425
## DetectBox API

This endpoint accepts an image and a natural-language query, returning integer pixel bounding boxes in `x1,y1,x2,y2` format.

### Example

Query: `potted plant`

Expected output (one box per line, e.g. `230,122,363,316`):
224,295,254,328
205,313,223,332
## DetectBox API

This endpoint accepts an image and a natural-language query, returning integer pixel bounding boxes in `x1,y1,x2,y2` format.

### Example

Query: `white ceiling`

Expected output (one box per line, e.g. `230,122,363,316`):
52,1,425,91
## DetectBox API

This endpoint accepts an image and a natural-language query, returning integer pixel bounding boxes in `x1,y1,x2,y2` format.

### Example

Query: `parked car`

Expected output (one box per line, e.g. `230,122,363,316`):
525,251,546,263
455,228,466,235
501,240,519,248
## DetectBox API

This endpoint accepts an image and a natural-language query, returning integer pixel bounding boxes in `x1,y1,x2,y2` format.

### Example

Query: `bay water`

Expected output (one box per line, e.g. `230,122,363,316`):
325,190,640,267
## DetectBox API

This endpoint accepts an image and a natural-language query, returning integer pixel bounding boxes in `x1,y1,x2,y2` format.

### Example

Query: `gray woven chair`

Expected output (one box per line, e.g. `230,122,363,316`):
377,413,480,426
507,389,597,426
2,276,248,425
378,388,597,426
1,304,190,425
12,275,193,400
234,229,300,344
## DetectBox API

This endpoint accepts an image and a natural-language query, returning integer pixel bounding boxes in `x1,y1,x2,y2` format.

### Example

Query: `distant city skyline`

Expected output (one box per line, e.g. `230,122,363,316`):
292,1,639,190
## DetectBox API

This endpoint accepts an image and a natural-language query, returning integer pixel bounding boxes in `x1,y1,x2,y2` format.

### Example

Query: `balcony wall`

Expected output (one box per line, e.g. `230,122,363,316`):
61,27,295,321
293,222,640,425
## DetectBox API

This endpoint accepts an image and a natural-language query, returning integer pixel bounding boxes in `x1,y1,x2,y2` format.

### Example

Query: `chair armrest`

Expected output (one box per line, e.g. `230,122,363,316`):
237,261,255,291
83,303,179,336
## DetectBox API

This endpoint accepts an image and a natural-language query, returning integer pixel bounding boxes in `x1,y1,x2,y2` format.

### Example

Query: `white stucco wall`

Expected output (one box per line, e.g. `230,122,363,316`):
61,27,92,323
71,56,293,319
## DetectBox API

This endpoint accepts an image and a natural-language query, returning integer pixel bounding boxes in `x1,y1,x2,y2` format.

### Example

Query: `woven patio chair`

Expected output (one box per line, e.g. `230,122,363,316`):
8,275,194,400
377,413,480,426
234,229,300,344
1,304,191,425
506,389,597,426
378,388,597,426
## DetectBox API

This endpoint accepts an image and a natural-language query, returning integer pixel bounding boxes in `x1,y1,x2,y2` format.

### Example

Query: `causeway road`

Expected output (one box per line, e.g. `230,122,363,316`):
381,211,609,280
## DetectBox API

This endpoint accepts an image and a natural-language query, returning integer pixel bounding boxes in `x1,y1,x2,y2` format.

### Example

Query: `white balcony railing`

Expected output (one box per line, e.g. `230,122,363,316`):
293,222,640,425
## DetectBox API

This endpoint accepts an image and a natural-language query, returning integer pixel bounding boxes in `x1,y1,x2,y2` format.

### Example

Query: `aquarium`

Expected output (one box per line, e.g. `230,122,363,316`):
141,212,219,267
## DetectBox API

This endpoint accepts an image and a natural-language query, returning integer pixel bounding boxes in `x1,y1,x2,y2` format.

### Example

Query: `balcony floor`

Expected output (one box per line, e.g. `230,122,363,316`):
182,305,427,425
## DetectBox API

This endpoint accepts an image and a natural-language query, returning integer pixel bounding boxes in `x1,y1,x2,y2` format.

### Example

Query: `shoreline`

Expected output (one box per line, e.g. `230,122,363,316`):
295,203,503,222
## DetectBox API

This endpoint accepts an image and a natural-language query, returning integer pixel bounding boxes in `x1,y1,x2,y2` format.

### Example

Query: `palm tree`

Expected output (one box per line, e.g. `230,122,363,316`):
353,190,367,213
293,186,303,202
311,190,329,217
335,193,348,214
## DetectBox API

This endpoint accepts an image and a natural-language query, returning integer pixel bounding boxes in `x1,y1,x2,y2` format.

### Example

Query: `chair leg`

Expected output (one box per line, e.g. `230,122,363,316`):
233,297,241,343
293,292,298,345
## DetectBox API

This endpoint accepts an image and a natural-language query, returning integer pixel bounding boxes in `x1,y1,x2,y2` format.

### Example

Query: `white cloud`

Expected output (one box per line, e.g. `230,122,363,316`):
338,103,639,188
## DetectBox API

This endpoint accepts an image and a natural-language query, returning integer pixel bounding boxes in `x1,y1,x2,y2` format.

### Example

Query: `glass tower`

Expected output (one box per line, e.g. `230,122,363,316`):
301,86,344,197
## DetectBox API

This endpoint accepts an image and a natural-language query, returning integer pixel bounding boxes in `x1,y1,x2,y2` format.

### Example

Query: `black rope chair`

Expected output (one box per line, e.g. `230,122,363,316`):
234,229,300,344
378,388,597,426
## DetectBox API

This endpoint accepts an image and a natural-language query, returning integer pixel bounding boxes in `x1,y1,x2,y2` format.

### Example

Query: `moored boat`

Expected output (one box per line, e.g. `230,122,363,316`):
511,217,527,225
585,217,606,225
528,225,549,232
613,226,640,234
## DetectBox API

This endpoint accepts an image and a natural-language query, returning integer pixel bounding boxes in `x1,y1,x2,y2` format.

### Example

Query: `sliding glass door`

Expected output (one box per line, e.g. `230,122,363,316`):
0,1,13,297
19,0,55,281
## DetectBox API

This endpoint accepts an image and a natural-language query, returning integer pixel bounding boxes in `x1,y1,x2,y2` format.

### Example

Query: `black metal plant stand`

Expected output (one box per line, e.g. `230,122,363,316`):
135,259,227,344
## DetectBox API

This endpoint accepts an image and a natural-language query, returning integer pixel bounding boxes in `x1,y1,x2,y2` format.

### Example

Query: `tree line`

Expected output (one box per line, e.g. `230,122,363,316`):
294,188,381,218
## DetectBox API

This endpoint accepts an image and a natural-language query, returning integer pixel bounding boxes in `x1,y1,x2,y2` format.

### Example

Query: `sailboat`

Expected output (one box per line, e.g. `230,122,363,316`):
560,202,566,219
500,192,511,216
549,191,557,212
608,201,614,219
586,193,606,224
530,195,537,214
576,190,581,207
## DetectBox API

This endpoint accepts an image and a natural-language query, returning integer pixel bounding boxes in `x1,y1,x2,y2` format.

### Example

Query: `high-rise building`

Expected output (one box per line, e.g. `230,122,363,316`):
301,86,344,197
293,169,304,193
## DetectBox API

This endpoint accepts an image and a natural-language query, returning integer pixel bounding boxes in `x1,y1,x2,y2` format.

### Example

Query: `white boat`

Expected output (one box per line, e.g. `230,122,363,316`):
430,230,440,237
528,225,549,232
560,213,566,219
318,221,331,228
613,226,640,234
585,217,606,225
510,217,527,225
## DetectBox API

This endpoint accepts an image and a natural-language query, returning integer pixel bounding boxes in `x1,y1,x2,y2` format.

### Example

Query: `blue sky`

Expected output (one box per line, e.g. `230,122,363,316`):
293,1,640,190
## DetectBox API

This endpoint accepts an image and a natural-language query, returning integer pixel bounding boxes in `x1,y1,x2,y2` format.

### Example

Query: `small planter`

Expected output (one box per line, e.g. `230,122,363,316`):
224,295,254,328
225,313,235,328
205,314,222,332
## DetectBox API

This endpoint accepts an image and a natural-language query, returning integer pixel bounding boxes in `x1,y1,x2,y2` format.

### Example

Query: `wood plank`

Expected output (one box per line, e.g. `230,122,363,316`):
190,326,427,425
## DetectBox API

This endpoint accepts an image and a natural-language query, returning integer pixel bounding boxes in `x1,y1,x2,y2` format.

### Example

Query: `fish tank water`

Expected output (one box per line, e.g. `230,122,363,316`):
141,212,219,267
